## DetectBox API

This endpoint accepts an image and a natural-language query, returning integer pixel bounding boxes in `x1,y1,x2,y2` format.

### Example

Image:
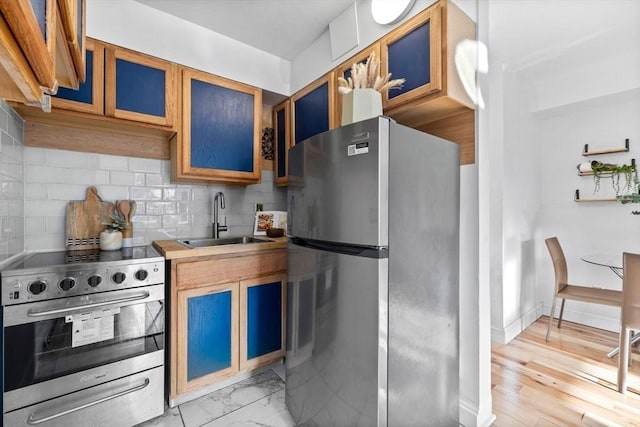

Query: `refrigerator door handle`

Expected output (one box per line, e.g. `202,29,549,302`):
290,237,388,259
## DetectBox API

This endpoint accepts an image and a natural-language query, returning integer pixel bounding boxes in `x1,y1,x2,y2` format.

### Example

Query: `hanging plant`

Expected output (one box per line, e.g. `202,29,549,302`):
590,161,637,195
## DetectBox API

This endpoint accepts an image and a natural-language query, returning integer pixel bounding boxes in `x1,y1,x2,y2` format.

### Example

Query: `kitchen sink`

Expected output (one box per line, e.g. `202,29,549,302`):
177,236,273,248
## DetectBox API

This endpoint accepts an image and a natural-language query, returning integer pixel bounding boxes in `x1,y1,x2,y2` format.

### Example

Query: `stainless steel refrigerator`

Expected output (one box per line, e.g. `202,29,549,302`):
285,116,460,426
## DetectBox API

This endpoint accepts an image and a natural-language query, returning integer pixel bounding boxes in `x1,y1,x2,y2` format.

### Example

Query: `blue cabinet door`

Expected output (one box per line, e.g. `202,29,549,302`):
106,46,177,127
178,283,238,393
240,274,285,370
292,73,336,146
177,68,261,183
381,5,442,110
53,38,104,114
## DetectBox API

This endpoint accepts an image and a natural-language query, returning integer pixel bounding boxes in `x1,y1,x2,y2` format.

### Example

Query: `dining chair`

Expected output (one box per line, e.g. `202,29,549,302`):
545,237,622,341
618,252,640,393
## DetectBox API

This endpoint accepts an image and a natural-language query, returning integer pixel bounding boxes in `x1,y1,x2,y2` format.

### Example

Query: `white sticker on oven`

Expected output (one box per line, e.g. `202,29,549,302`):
347,142,369,156
69,307,120,348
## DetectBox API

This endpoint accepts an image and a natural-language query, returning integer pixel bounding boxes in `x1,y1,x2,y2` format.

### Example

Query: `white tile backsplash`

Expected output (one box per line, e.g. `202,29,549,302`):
0,100,23,264
98,154,128,171
46,149,88,168
129,157,162,173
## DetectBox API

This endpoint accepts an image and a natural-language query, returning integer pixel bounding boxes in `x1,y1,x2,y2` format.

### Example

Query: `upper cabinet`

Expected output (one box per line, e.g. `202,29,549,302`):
273,99,291,186
0,0,86,108
171,67,262,184
52,38,178,127
291,71,337,146
380,0,475,127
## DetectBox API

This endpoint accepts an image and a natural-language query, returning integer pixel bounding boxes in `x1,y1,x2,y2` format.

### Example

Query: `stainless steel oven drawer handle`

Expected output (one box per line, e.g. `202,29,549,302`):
26,378,150,425
26,291,151,317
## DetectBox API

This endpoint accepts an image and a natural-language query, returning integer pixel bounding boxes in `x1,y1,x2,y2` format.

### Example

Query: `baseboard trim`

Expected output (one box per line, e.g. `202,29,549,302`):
491,305,539,344
459,397,496,427
539,303,619,333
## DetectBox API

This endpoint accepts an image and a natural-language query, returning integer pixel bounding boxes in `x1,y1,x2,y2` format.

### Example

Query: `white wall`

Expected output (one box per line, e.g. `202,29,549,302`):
486,0,640,344
86,0,291,95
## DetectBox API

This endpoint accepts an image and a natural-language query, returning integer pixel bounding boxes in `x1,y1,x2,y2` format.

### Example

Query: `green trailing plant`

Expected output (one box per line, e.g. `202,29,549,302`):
591,161,637,195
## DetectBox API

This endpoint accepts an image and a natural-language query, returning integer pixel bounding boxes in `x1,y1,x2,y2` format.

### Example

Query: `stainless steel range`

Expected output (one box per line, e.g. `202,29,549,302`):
1,246,165,427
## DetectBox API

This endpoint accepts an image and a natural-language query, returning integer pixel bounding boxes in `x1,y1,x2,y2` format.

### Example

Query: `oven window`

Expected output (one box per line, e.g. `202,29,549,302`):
3,301,164,392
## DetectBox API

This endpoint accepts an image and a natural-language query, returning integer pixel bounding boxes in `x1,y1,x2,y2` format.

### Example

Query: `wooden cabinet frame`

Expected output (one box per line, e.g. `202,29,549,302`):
57,0,86,82
0,0,57,90
0,16,43,104
272,99,292,186
105,45,178,127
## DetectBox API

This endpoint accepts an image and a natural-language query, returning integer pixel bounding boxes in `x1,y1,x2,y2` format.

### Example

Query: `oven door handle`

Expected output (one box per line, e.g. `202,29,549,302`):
26,291,151,317
26,378,150,425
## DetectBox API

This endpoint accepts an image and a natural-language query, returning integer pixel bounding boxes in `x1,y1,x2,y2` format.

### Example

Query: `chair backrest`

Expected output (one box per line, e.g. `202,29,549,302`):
545,237,569,294
622,252,640,330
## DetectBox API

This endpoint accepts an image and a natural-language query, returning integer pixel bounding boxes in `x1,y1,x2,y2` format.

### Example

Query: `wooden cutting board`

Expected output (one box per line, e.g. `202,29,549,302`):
66,186,115,250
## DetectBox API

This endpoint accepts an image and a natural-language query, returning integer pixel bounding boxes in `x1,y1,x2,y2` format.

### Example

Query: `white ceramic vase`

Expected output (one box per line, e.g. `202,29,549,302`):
99,229,123,251
341,88,383,126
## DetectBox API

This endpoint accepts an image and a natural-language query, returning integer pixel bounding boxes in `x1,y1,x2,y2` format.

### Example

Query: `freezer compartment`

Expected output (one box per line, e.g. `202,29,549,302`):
4,366,164,427
287,117,389,247
286,242,387,427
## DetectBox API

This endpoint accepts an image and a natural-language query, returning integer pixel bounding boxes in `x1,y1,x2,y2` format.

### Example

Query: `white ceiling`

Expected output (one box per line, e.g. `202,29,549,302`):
134,0,355,60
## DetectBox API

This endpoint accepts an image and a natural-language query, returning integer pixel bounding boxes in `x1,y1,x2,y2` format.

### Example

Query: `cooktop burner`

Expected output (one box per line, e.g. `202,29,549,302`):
8,245,162,270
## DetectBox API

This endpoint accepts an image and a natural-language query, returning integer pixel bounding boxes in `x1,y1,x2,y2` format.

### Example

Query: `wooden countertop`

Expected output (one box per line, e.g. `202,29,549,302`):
153,236,287,259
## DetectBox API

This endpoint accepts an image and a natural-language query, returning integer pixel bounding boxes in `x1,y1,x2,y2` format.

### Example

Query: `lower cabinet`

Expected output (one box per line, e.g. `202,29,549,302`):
171,250,286,403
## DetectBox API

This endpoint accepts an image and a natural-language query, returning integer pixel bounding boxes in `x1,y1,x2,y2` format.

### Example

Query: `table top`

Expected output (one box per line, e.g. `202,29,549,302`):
581,253,623,270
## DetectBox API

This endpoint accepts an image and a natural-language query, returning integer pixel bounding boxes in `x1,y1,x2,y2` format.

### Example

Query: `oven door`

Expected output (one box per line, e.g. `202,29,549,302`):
3,284,164,412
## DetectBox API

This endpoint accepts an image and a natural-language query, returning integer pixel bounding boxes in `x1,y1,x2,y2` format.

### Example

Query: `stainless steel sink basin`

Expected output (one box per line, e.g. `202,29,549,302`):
177,236,273,248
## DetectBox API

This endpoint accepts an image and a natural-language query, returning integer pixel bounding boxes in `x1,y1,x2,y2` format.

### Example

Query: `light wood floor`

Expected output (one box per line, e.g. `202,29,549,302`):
492,316,640,427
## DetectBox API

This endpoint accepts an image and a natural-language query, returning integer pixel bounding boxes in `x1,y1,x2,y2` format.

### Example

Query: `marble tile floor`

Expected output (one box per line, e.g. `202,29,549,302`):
138,364,296,427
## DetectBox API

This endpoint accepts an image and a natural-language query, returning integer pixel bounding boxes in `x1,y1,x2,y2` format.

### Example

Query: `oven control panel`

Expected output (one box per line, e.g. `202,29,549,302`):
2,261,164,305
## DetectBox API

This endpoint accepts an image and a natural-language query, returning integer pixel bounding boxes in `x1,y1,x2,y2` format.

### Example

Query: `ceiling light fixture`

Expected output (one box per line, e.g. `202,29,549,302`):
370,0,416,25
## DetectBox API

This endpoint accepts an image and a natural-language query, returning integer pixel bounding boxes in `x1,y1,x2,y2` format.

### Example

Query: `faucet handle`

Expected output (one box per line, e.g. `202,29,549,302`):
219,216,228,233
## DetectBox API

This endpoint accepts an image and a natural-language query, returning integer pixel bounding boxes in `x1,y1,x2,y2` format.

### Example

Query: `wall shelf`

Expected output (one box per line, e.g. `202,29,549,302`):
574,189,617,202
577,158,636,176
582,138,630,156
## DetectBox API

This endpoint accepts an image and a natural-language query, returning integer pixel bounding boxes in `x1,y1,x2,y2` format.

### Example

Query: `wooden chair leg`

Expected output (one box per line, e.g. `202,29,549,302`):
557,299,566,329
619,327,631,393
546,297,557,342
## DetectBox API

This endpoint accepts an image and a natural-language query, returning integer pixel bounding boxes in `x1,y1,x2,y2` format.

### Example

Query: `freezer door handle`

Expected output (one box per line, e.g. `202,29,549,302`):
290,237,388,259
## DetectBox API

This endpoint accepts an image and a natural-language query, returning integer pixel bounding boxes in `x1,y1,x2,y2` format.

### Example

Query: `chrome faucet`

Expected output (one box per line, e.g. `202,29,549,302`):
212,192,228,239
